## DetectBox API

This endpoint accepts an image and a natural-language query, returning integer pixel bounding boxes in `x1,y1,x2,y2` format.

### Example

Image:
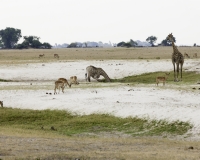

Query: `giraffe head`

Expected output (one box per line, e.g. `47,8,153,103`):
167,33,174,42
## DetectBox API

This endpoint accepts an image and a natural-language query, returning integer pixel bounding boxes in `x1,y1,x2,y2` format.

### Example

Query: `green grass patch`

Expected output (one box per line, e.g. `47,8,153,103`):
0,108,192,137
106,71,200,84
0,78,10,82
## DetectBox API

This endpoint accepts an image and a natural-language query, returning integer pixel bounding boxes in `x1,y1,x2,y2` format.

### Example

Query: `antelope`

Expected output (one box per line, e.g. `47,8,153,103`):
184,53,190,58
39,54,45,58
54,80,65,94
156,73,170,86
0,101,3,107
54,54,59,59
70,76,79,85
58,78,71,88
193,53,197,58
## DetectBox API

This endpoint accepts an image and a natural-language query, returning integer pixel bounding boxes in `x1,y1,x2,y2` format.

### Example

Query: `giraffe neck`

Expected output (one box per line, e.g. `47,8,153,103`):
100,69,111,82
171,41,179,54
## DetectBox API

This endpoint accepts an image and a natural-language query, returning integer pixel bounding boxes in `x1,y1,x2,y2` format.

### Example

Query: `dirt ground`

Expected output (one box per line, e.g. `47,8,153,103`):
0,47,200,159
1,131,200,160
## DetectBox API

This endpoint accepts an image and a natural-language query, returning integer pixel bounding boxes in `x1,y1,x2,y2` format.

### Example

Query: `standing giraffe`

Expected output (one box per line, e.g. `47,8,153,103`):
167,33,184,82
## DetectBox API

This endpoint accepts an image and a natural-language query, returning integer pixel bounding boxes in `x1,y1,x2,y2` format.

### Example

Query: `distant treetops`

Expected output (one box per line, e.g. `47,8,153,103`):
117,35,177,47
0,27,52,49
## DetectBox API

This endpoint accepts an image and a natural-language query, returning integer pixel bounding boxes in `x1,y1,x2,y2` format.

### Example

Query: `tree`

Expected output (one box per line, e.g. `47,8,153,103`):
43,42,52,49
0,39,3,48
31,40,42,48
146,36,157,46
130,39,138,47
67,42,77,48
16,35,51,49
161,36,176,46
124,42,132,48
23,36,40,46
117,41,125,47
0,27,22,49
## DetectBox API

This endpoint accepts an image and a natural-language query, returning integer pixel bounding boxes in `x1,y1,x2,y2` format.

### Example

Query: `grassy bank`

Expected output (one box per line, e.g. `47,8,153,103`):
0,108,192,137
110,71,200,85
0,78,10,82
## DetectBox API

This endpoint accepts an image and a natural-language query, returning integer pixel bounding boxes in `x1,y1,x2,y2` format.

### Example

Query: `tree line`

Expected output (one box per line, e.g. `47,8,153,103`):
0,27,186,49
0,27,52,49
117,36,176,47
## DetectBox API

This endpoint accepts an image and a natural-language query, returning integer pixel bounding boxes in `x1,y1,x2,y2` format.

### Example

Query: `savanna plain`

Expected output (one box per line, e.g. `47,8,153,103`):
0,47,200,160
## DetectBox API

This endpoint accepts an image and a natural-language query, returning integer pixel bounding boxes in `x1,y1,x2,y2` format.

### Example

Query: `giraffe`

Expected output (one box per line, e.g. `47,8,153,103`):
167,33,184,82
85,65,111,82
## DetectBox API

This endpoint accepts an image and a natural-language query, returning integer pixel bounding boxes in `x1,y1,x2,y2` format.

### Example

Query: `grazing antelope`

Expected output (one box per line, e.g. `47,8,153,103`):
193,53,197,58
39,54,45,58
58,78,71,88
54,54,59,59
184,53,190,58
70,76,79,85
156,73,170,86
0,101,3,107
54,80,65,94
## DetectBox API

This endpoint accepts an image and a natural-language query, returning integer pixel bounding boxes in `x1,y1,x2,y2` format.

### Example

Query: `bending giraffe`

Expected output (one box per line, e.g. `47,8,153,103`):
85,65,111,82
167,33,184,82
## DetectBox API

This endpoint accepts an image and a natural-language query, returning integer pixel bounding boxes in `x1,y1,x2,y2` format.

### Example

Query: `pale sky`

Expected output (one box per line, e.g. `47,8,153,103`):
1,0,200,46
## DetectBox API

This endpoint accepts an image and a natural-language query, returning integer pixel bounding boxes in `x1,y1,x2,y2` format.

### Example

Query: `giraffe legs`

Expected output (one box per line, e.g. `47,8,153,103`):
176,63,180,82
180,63,183,81
88,76,91,82
86,73,91,82
173,62,177,82
173,62,180,82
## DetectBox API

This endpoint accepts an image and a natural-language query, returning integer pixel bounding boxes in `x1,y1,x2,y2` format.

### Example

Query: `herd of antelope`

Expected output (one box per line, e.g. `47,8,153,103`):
38,53,80,94
184,53,198,59
38,54,60,59
54,76,79,94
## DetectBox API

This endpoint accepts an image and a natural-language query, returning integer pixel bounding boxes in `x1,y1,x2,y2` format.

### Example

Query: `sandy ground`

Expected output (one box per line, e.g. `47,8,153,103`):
1,58,200,159
1,59,200,139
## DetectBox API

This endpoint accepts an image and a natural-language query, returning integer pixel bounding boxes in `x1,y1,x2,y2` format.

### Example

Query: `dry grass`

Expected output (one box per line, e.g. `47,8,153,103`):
0,128,200,160
0,47,199,64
